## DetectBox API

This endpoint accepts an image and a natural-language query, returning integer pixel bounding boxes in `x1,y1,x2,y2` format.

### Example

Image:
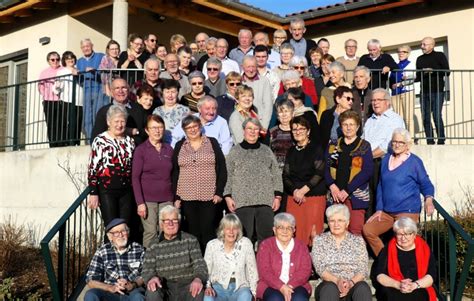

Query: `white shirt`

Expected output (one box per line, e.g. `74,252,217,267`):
277,238,295,284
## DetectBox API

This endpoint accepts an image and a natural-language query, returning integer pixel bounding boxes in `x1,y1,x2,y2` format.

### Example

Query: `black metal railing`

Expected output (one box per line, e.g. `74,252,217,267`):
40,187,103,301
0,69,143,152
420,200,474,301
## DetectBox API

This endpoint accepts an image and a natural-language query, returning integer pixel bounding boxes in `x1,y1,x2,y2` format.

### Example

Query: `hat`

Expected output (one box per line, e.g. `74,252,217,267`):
105,218,127,233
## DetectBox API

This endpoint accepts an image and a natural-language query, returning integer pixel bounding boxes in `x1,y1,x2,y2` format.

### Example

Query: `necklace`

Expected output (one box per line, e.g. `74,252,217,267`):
295,140,310,151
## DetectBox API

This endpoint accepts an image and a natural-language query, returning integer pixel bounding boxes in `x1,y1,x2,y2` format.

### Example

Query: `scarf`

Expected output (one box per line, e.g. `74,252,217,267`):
387,236,437,301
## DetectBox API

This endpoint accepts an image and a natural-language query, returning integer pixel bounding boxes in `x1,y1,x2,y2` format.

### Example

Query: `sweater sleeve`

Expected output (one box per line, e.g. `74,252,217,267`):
223,148,235,197
171,140,184,200
131,145,145,205
375,160,386,211
305,148,325,191
189,237,209,283
142,239,158,284
210,137,227,197
229,112,244,145
269,148,283,195
282,150,296,194
87,137,104,195
414,157,435,198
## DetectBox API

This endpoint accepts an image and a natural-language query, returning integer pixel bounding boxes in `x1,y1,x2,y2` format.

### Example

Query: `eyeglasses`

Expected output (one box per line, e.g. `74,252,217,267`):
291,127,307,133
341,123,357,128
109,230,129,237
245,127,260,132
293,66,306,70
371,98,386,103
148,126,164,131
345,45,357,49
398,51,409,54
149,39,157,42
162,219,180,225
184,124,200,131
191,82,204,86
391,140,407,146
49,58,60,62
274,36,287,40
342,96,354,102
166,60,178,64
396,232,414,238
276,226,294,232
207,67,219,72
228,82,241,87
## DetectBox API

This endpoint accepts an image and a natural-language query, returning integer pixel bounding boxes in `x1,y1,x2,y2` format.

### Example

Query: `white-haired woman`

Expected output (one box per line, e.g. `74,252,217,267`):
256,212,312,301
280,55,319,108
318,61,352,120
363,128,435,257
311,204,372,301
375,217,437,301
87,105,136,239
204,214,258,301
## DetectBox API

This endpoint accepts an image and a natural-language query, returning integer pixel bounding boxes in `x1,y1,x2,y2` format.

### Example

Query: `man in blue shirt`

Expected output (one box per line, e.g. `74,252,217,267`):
77,38,105,141
171,96,232,155
363,88,405,216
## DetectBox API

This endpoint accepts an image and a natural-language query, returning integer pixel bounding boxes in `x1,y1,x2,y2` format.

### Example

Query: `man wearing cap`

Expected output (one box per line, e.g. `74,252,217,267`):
143,205,208,301
84,218,145,301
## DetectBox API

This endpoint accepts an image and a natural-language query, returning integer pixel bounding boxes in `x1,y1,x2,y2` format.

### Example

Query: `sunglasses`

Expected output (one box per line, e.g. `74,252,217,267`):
207,67,219,72
293,66,305,70
149,39,156,42
192,82,204,86
228,82,241,87
49,58,60,62
342,96,354,101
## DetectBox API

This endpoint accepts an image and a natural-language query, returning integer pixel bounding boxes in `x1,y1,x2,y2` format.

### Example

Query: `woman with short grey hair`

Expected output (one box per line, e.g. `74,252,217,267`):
312,204,372,301
204,214,258,300
318,61,352,118
88,104,137,241
256,212,312,300
375,216,437,301
225,117,283,245
181,70,208,112
283,55,318,107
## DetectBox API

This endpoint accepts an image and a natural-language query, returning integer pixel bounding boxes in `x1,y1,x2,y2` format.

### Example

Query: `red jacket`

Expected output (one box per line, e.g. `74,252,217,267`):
256,237,312,298
278,76,319,106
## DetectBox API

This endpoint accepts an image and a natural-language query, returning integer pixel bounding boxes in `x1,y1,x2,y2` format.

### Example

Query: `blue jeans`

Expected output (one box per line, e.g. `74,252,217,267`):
84,287,145,301
82,84,108,141
421,91,445,144
262,286,309,301
204,282,252,301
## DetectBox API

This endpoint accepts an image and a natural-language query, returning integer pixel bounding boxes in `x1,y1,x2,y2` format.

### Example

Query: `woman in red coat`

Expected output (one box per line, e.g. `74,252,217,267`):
256,212,312,301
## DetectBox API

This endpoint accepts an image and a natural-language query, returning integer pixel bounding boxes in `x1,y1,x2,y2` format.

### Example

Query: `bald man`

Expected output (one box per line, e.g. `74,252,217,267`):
415,37,450,145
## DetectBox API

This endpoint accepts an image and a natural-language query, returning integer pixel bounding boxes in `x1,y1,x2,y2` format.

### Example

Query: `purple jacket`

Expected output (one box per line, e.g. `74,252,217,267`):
256,237,312,298
132,140,173,205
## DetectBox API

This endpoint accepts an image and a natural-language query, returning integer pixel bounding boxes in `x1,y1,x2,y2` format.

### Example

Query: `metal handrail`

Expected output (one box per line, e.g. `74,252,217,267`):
40,186,103,301
421,200,474,301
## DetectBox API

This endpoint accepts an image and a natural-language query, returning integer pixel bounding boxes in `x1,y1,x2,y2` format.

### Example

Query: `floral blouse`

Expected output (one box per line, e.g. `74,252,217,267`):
204,236,258,295
311,231,369,280
153,104,190,143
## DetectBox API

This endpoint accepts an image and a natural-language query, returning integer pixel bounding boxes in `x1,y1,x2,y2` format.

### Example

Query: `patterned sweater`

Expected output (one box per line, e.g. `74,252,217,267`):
142,231,208,284
224,142,283,209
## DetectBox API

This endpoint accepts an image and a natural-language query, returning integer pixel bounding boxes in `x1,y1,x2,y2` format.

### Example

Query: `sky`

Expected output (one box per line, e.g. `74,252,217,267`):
238,0,344,16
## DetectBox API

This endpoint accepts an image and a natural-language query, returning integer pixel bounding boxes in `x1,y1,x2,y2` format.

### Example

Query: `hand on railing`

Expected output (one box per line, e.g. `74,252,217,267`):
424,197,435,216
87,195,100,209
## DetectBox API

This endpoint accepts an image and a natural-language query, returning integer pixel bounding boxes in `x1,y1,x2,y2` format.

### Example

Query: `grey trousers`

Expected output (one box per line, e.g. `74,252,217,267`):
145,280,204,301
141,201,173,249
315,281,372,301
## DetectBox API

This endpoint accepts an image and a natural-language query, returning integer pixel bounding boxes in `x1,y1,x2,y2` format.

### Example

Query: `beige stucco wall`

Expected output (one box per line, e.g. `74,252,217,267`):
0,15,109,82
315,8,474,69
0,145,472,237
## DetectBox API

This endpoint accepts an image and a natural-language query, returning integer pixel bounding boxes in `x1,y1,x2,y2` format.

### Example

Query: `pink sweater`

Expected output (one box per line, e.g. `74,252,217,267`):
256,237,312,298
38,66,63,101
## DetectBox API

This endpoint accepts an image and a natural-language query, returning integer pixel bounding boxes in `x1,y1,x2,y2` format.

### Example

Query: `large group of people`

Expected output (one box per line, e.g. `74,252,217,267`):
37,16,446,301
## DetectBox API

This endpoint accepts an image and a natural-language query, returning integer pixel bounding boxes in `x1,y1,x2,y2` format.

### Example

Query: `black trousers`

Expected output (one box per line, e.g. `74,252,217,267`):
99,188,140,243
367,158,382,219
236,205,274,244
315,281,372,301
377,286,429,301
43,101,68,147
181,201,217,253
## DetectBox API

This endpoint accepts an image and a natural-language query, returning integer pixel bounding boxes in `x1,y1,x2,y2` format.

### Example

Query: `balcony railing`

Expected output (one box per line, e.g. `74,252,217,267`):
420,200,474,301
0,68,472,151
